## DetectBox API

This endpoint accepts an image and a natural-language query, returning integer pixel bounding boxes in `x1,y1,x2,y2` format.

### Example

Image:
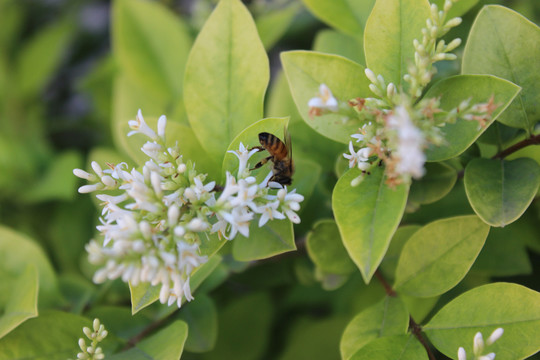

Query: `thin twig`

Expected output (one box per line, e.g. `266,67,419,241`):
456,134,540,179
492,133,540,159
374,270,396,297
374,270,436,360
410,317,437,360
122,315,172,350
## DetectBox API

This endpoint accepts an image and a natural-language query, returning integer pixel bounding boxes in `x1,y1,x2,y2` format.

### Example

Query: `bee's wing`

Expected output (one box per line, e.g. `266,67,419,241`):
284,126,292,158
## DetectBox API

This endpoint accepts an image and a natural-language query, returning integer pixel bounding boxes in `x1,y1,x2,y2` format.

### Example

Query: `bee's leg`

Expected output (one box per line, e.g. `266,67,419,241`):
247,146,265,152
249,156,272,171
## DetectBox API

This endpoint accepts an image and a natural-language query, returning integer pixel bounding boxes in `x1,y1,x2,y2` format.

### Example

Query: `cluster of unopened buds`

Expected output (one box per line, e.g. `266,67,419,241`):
74,110,304,307
307,0,497,187
72,318,107,360
458,328,504,360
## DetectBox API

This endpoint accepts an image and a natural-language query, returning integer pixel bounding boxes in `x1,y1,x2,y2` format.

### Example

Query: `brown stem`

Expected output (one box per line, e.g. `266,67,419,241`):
492,134,540,159
374,270,436,360
455,134,540,179
374,270,396,297
122,315,171,351
410,317,437,360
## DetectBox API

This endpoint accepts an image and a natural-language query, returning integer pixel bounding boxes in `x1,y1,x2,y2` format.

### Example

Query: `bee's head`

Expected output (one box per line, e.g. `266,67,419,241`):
258,132,270,145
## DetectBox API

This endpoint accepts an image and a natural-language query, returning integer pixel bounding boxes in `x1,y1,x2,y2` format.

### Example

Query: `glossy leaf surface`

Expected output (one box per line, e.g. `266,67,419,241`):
341,296,409,359
464,158,540,227
394,216,489,297
333,167,409,283
184,0,269,161
425,283,540,360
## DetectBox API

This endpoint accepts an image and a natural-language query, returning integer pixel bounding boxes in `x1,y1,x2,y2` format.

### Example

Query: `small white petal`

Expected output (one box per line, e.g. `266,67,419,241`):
486,328,504,345
458,347,467,360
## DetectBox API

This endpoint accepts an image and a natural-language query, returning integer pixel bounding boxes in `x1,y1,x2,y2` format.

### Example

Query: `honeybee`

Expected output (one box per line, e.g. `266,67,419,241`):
249,128,294,186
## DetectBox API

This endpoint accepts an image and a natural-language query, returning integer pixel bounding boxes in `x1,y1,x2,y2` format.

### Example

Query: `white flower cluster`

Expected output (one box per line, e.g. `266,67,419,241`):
306,1,497,187
386,106,426,179
74,318,107,360
458,328,504,360
74,110,304,307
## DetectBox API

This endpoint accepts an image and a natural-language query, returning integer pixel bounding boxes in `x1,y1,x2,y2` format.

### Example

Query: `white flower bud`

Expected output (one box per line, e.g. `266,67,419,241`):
188,218,208,232
486,327,504,345
83,327,93,339
364,68,378,84
91,161,104,177
93,319,100,332
157,115,167,139
458,347,467,360
73,169,96,181
386,83,396,99
446,38,462,52
174,225,186,237
473,332,484,355
478,354,496,360
78,338,86,351
168,204,179,226
177,163,187,173
78,183,104,193
369,84,383,97
445,17,462,28
151,171,162,197
444,0,452,12
101,175,116,187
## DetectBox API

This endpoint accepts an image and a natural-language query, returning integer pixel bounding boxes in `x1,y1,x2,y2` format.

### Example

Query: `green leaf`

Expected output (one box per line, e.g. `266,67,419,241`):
393,215,489,297
431,0,479,18
424,75,521,161
364,0,430,87
202,293,273,360
113,0,192,100
313,29,365,65
306,219,356,275
424,283,540,360
137,320,188,360
379,225,421,281
0,226,58,308
0,310,92,359
471,219,532,277
332,167,409,283
184,0,269,161
232,218,295,261
22,151,82,203
408,162,457,205
464,158,540,227
462,5,540,130
301,0,375,38
350,334,428,360
281,50,371,143
0,266,38,339
178,294,217,353
15,20,72,97
130,255,222,314
255,3,299,50
340,296,409,360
